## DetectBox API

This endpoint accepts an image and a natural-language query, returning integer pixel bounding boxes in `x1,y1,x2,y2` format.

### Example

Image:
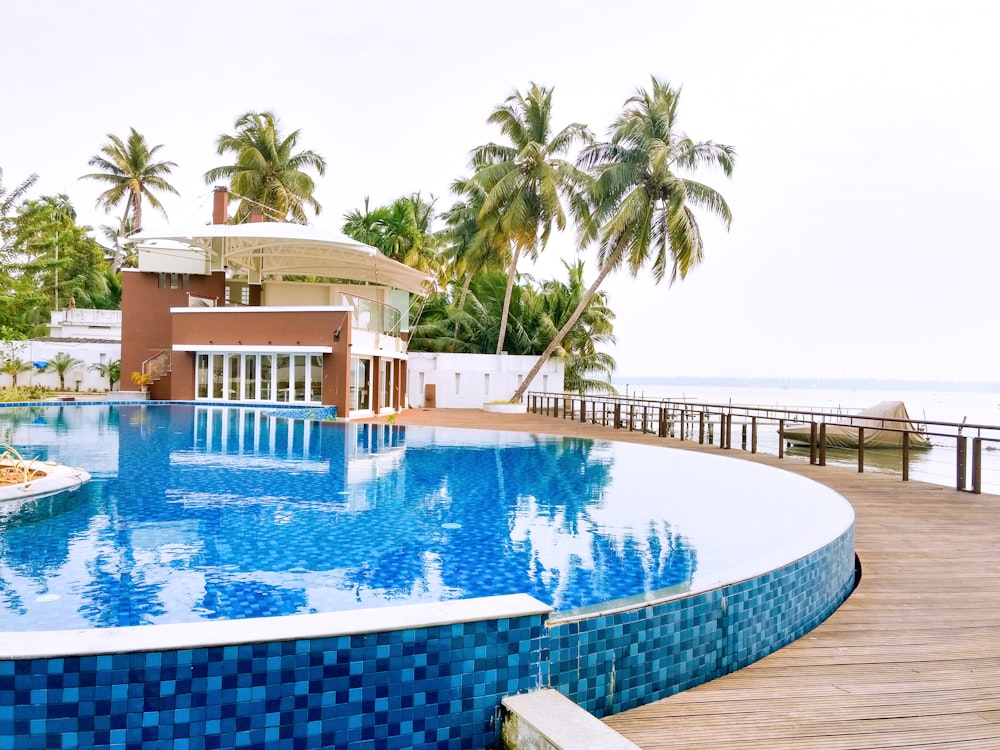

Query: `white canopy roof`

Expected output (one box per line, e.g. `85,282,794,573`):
131,222,434,296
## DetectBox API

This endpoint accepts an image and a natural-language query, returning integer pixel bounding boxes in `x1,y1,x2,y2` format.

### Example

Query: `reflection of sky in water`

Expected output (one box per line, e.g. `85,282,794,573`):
0,405,852,632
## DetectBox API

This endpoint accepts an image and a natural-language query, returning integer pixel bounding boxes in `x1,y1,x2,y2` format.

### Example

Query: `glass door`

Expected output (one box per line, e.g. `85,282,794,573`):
350,357,372,412
380,359,393,412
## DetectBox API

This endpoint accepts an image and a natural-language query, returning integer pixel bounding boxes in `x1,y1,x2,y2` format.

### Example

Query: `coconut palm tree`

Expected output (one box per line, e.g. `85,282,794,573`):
470,83,592,354
81,128,179,269
539,259,617,395
440,176,507,332
204,111,326,224
509,77,735,403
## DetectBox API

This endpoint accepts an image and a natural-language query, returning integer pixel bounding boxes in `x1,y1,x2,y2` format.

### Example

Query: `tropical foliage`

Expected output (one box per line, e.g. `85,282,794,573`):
0,76,736,398
44,352,85,391
343,193,442,280
89,358,121,391
81,128,179,270
510,77,734,401
409,260,617,394
1,194,112,336
205,111,326,224
469,83,592,354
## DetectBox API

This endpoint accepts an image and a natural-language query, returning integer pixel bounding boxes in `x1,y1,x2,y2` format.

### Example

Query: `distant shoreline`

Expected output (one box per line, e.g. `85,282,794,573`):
613,376,1000,392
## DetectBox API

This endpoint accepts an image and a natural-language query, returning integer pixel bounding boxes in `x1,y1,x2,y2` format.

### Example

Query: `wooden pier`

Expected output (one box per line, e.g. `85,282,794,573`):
393,408,1000,749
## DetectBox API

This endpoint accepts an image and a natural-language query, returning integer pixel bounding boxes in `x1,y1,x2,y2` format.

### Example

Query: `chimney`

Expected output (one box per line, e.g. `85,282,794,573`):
249,209,265,223
212,186,229,225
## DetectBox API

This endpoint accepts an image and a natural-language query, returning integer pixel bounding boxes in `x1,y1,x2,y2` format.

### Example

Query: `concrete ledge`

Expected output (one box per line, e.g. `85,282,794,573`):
501,690,639,750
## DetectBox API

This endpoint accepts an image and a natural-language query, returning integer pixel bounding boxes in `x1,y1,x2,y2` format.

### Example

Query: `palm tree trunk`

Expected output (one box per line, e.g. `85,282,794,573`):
454,271,473,340
510,245,624,402
495,243,522,355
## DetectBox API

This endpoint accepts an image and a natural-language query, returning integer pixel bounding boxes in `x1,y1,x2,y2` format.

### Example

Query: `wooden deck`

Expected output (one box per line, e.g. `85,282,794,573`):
392,408,1000,749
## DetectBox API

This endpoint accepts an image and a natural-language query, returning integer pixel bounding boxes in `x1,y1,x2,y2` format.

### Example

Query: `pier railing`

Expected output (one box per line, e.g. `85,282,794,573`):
526,392,1000,494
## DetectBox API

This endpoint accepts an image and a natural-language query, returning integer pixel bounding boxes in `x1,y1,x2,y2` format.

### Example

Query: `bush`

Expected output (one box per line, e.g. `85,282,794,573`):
0,385,49,402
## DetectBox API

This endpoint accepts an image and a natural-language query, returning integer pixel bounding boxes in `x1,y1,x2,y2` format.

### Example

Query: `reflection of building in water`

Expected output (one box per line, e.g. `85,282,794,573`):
176,406,406,514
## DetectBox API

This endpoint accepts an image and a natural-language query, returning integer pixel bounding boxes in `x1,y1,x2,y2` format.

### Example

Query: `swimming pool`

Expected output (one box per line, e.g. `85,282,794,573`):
0,403,856,748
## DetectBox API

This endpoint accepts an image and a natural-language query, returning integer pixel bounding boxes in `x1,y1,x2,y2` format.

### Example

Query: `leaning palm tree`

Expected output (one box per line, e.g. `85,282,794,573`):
204,111,326,224
470,83,592,354
81,128,179,270
509,77,735,403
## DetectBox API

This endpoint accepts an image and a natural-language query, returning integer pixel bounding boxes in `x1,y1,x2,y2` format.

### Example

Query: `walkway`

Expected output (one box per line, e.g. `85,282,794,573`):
392,408,1000,749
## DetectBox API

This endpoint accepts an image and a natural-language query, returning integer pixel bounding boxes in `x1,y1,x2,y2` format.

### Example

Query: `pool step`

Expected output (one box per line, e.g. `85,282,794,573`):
500,689,639,750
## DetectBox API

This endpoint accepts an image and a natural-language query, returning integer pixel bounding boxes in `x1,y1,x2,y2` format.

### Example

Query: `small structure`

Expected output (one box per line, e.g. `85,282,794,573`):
122,188,433,419
783,400,931,449
406,352,563,409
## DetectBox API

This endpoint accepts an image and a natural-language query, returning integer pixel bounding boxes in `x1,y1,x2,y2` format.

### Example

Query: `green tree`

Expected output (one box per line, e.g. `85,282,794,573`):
510,77,735,402
470,83,592,354
5,195,110,328
343,193,442,280
45,352,85,391
81,128,179,269
205,111,326,224
438,176,507,336
90,358,120,391
539,259,617,394
1,168,38,252
0,357,32,387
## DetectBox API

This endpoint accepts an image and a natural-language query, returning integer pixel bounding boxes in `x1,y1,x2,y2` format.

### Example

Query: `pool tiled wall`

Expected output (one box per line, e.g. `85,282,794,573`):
0,614,546,750
546,525,856,717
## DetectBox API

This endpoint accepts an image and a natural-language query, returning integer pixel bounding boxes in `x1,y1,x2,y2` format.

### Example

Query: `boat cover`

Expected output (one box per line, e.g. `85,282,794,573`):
782,400,930,449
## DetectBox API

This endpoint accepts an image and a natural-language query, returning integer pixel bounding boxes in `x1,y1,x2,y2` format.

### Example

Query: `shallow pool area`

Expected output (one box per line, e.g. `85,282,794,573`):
0,403,856,749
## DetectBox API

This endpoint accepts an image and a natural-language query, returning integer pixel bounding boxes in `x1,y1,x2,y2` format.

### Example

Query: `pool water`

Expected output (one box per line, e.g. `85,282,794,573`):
0,404,705,631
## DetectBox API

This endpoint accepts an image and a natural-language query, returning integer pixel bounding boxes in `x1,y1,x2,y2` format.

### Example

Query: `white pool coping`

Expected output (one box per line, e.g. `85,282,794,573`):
0,593,552,660
0,461,91,505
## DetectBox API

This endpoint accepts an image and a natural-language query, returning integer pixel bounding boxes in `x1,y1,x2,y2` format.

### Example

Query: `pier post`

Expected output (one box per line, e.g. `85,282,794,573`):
699,412,705,444
680,410,686,441
858,427,865,473
751,416,758,454
902,431,910,481
956,436,967,491
778,419,784,458
809,422,818,465
972,438,982,494
819,423,827,466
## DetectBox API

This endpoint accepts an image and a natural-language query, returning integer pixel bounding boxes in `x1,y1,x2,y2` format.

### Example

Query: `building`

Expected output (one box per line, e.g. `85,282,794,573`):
121,188,432,419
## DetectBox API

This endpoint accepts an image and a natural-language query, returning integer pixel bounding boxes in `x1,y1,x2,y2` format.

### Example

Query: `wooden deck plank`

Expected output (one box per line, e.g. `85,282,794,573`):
391,408,1000,750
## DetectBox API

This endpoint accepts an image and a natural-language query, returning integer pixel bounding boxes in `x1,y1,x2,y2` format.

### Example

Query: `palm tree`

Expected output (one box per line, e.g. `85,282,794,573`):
509,77,735,403
440,176,507,333
470,83,592,354
0,357,32,387
204,111,326,224
81,128,179,269
45,352,85,391
539,260,617,395
90,359,120,391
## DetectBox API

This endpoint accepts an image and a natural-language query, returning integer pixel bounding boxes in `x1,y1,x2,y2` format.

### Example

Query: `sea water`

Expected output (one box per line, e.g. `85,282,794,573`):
612,379,1000,494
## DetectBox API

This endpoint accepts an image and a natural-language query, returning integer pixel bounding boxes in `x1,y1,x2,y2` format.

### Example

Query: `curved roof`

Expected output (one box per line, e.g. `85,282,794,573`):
131,222,434,296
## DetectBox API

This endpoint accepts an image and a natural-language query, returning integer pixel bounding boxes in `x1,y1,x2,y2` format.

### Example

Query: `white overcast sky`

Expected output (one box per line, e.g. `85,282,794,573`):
4,1,998,382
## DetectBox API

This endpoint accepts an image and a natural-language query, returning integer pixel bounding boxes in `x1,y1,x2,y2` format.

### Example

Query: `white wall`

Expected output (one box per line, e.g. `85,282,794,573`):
406,352,564,409
2,339,122,392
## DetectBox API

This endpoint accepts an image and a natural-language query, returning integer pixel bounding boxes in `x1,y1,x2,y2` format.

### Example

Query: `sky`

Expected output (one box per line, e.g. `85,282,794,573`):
4,1,998,383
